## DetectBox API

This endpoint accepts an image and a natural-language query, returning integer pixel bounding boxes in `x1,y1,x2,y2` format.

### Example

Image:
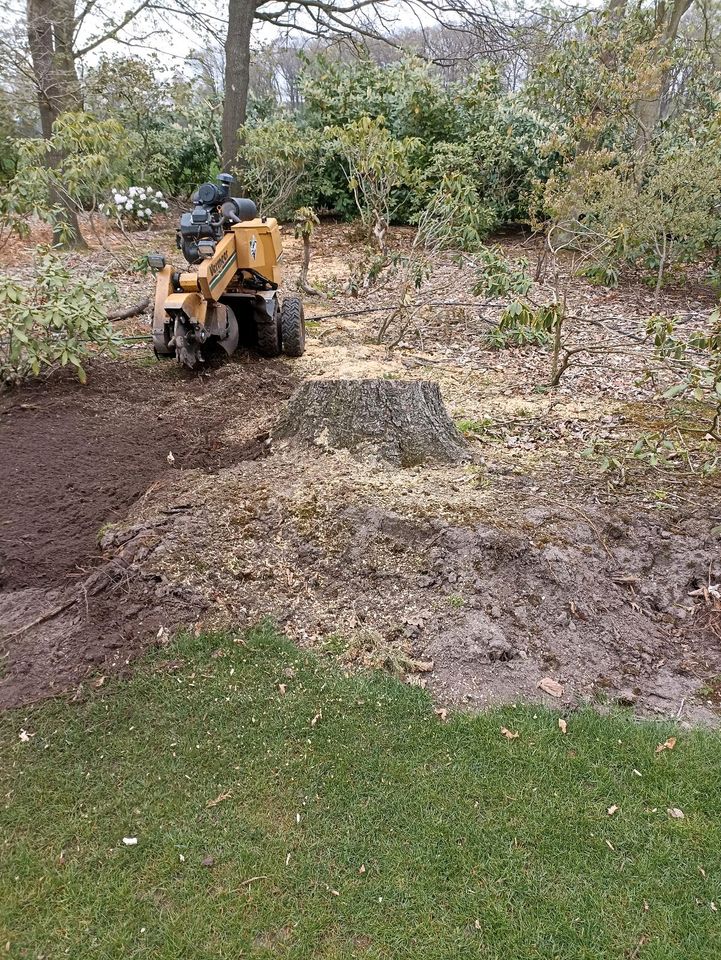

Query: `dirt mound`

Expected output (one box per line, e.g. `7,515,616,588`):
0,355,294,707
100,446,721,726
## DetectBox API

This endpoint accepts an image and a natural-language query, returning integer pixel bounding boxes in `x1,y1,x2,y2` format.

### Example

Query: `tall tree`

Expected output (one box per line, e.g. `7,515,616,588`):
23,0,152,245
223,0,256,167
26,0,84,242
220,0,517,168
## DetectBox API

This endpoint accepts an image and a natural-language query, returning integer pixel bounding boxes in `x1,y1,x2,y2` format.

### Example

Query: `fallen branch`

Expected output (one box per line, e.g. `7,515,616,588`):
107,298,150,322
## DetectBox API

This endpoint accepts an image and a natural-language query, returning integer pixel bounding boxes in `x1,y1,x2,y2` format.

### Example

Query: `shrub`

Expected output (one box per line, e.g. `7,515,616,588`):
234,117,316,218
85,55,222,198
647,313,721,444
0,252,118,386
542,136,721,296
329,115,419,250
4,111,130,246
301,55,455,144
104,186,168,229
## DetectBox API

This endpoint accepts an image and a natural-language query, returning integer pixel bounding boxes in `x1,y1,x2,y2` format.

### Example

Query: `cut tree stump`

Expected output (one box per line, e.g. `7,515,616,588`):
274,378,469,467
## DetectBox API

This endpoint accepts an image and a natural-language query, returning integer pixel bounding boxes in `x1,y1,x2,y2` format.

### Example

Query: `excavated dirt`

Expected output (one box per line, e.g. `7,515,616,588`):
1,222,720,723
93,444,721,726
0,354,294,707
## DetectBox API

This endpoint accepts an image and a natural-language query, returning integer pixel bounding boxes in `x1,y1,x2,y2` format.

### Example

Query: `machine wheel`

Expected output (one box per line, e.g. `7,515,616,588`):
281,296,306,357
256,299,282,357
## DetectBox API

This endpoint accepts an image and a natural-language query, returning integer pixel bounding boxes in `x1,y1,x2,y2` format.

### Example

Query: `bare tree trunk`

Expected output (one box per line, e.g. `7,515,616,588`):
222,0,255,171
26,0,85,247
634,0,694,154
299,235,320,295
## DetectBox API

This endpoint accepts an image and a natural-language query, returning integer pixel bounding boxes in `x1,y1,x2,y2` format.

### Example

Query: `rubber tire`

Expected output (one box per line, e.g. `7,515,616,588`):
256,299,282,357
281,296,306,357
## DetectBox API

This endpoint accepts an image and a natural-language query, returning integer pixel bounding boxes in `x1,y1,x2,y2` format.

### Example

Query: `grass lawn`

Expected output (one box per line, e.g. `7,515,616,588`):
2,626,720,959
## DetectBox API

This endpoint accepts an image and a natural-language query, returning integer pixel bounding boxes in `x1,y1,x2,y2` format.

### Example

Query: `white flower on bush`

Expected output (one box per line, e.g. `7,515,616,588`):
105,186,168,228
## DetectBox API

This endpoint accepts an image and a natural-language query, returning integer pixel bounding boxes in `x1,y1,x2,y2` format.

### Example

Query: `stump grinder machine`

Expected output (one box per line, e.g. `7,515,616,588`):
149,173,305,368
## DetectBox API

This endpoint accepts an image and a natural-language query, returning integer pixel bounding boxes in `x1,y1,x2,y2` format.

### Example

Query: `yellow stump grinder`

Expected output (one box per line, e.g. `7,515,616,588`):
149,173,305,368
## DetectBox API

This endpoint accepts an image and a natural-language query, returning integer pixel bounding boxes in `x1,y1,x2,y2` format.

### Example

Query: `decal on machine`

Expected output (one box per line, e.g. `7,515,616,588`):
209,248,231,278
208,248,237,289
249,236,258,261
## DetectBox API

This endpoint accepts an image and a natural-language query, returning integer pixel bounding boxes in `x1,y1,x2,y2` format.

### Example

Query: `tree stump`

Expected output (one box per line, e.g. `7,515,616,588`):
274,379,469,467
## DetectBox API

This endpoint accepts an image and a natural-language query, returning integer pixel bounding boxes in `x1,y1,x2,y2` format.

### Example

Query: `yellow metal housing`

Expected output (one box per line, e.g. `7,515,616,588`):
153,217,283,349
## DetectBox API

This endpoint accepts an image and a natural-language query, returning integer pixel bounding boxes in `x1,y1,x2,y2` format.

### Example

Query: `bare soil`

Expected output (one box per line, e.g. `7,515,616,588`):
1,220,719,723
0,354,293,707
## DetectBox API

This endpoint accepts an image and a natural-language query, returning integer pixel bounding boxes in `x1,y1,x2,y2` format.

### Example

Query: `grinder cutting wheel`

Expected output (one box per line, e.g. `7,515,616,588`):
148,173,305,368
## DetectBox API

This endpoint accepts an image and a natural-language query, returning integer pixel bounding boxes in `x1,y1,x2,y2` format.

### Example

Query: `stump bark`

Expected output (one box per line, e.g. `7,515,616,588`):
274,378,469,467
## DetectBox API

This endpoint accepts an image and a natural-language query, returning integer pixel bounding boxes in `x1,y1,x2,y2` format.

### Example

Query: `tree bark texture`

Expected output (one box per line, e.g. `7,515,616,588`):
26,0,85,246
274,379,470,467
633,0,694,153
222,0,255,171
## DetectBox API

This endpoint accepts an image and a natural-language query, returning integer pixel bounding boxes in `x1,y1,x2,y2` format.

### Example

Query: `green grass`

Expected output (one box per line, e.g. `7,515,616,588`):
2,626,720,959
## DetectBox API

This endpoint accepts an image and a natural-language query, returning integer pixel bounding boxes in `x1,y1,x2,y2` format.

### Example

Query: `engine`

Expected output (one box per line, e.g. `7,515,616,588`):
177,173,258,264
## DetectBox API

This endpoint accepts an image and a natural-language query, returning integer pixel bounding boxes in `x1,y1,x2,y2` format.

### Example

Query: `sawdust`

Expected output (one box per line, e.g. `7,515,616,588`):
1,220,720,723
95,437,721,725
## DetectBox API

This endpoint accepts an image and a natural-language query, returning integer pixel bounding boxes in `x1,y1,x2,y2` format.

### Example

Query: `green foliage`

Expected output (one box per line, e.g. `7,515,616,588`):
0,95,19,185
544,136,721,290
0,251,118,386
296,56,550,228
85,55,221,197
579,261,620,288
329,115,419,249
486,303,551,350
294,206,319,240
647,313,721,442
413,145,495,249
530,8,721,288
235,117,316,218
473,245,533,298
3,111,130,245
301,55,455,144
455,66,554,226
16,112,128,207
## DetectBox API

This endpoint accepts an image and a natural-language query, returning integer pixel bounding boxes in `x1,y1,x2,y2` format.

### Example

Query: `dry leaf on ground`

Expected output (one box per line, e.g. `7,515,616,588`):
206,789,232,808
607,804,619,816
501,727,519,740
667,807,685,819
558,718,568,734
537,677,564,698
435,708,448,722
405,674,427,688
655,737,677,754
